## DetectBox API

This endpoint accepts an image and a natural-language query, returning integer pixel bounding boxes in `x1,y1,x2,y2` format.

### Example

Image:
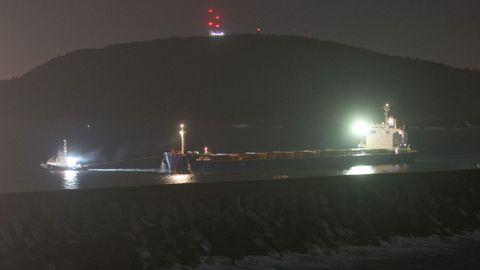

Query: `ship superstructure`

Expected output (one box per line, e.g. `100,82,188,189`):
164,104,416,173
365,103,409,152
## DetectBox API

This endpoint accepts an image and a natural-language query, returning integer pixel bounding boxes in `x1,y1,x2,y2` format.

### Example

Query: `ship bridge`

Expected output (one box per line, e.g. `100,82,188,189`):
365,104,408,151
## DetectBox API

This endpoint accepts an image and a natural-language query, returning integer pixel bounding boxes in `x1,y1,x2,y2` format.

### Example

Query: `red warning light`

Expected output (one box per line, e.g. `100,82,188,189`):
207,8,224,36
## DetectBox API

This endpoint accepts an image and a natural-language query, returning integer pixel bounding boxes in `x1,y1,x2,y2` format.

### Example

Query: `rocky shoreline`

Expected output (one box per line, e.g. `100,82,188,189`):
1,169,480,269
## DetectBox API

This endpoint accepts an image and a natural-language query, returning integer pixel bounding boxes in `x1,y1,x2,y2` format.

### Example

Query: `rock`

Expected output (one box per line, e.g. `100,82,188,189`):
31,229,48,243
55,260,78,270
245,210,268,227
13,221,23,238
199,239,212,254
22,236,36,249
136,246,152,260
0,227,14,245
188,230,204,243
304,242,322,255
140,217,154,228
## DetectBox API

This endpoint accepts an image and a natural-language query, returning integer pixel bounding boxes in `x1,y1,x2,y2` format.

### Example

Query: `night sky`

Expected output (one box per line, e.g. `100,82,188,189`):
1,0,479,79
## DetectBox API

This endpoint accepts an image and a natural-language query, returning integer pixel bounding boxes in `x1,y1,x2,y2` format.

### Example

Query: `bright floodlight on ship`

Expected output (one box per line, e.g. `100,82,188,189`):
66,157,79,167
352,120,370,136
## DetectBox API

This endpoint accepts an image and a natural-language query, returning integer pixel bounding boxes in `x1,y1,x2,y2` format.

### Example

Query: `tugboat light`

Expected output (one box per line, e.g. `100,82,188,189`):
66,157,80,167
353,120,370,136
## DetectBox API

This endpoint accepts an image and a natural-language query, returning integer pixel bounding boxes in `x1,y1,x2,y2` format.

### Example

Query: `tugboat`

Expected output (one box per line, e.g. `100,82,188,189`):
164,104,416,173
41,139,83,170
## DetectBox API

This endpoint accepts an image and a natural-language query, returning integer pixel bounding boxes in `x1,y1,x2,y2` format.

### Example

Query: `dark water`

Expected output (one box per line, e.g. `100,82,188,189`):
1,119,480,193
1,153,479,194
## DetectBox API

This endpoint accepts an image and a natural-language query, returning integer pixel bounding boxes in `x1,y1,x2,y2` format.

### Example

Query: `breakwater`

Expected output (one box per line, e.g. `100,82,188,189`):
1,169,480,269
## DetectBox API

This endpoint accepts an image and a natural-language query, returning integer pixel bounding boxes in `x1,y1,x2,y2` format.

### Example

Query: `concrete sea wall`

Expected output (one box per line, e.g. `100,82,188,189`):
1,170,480,269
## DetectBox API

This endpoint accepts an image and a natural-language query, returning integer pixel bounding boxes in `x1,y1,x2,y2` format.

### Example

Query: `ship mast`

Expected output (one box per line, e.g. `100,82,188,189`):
383,103,390,124
58,139,68,158
179,124,185,155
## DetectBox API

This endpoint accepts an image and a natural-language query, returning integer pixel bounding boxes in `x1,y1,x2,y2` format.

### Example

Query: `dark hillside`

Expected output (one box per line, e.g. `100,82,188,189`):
1,34,479,126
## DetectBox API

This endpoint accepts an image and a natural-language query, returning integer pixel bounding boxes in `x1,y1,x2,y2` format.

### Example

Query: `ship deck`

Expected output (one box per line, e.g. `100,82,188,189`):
194,148,416,162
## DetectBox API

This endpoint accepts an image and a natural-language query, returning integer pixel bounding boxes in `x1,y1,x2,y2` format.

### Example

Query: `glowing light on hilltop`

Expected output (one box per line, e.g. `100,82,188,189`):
210,31,225,36
207,8,224,37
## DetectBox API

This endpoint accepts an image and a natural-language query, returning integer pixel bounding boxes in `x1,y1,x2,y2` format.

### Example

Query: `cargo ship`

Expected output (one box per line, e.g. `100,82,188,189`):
164,104,417,173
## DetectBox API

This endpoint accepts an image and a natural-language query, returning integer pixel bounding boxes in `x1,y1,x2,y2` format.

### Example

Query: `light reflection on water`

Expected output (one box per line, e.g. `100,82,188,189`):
343,165,375,175
62,170,79,189
49,170,79,189
164,174,196,184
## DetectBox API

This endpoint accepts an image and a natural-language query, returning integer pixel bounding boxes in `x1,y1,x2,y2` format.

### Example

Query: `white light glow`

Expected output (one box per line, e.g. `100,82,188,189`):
344,165,375,175
388,117,395,126
66,157,79,167
62,170,79,189
209,31,225,36
352,120,370,136
166,174,195,184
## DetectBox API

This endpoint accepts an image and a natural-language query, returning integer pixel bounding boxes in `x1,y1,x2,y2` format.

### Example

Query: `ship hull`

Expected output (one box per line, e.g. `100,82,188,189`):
83,157,164,170
164,150,417,174
40,164,86,171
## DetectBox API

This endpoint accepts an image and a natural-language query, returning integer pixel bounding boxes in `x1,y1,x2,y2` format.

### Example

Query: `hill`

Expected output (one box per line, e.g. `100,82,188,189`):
1,34,479,126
